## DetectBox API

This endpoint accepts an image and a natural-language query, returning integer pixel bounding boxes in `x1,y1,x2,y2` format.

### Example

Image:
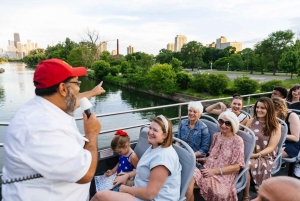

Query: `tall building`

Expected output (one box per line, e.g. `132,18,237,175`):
206,42,216,48
14,33,20,48
27,40,32,52
167,43,174,51
127,45,134,54
98,41,107,53
207,36,242,52
111,50,117,56
16,42,23,59
174,35,187,52
35,43,38,49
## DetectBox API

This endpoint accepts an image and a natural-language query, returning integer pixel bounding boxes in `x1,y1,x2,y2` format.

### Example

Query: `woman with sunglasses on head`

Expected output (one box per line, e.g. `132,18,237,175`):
242,97,281,201
186,111,245,201
205,93,249,127
91,115,182,201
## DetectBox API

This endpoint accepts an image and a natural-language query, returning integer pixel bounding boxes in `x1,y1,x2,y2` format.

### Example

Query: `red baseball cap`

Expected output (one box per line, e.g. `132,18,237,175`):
34,59,87,89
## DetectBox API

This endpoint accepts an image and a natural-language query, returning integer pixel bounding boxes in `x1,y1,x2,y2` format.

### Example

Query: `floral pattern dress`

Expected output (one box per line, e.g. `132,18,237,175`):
193,132,245,201
248,118,277,185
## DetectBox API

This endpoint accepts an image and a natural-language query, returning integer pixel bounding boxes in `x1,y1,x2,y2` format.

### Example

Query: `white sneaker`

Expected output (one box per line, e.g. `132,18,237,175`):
294,163,300,177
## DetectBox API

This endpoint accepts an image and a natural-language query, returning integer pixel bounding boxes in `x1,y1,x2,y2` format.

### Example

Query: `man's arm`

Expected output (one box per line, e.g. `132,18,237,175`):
76,112,101,184
76,81,106,108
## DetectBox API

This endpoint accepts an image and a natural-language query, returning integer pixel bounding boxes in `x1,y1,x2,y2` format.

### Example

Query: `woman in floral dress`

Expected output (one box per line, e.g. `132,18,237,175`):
186,111,245,201
242,97,281,201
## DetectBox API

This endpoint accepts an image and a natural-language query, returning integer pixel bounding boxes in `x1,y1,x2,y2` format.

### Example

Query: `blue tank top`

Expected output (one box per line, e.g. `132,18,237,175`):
117,152,134,174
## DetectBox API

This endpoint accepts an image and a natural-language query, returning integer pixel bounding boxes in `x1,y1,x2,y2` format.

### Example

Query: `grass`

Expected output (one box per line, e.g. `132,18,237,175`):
184,69,292,77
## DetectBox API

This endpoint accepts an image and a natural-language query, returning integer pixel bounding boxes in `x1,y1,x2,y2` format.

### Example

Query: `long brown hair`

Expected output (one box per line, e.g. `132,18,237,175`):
152,116,173,148
111,135,130,151
272,97,289,121
286,84,300,102
253,97,279,136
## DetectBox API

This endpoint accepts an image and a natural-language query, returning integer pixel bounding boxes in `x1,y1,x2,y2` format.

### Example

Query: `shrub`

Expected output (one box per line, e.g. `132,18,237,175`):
146,63,177,94
127,73,146,89
207,74,230,95
176,71,192,89
234,75,259,95
92,60,110,79
189,73,209,93
260,79,284,92
110,66,119,76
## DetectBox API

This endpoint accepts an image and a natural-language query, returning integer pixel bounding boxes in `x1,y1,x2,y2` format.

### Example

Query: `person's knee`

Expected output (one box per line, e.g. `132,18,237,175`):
92,190,110,201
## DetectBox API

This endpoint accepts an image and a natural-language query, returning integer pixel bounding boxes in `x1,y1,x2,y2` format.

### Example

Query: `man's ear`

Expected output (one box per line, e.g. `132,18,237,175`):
58,83,69,97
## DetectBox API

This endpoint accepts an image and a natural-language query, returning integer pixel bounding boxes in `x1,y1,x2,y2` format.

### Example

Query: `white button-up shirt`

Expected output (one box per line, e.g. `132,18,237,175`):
2,96,92,201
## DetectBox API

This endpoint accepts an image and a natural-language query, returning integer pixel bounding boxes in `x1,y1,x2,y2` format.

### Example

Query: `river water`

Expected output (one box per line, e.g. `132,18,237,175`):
0,62,187,170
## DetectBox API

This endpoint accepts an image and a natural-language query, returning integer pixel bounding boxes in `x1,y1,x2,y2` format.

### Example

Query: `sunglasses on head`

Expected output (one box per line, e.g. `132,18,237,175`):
218,119,232,126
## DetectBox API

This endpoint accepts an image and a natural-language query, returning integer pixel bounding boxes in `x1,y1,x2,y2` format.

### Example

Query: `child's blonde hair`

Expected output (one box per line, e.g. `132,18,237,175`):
111,130,130,151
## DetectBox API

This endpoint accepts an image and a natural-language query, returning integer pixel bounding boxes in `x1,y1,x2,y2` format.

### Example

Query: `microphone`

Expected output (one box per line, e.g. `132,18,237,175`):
79,97,92,118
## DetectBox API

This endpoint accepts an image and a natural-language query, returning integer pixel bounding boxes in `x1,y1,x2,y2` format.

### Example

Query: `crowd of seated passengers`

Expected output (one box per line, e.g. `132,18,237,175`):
94,92,299,201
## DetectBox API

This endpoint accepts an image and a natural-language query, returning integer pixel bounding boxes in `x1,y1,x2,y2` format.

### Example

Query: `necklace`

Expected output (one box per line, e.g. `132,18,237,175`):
213,133,231,159
213,136,223,159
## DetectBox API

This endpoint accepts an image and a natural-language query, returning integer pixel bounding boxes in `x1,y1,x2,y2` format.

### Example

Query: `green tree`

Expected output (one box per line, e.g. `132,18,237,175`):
155,49,174,64
214,57,230,70
234,75,259,94
176,71,192,89
207,74,230,95
240,48,255,73
279,51,298,79
180,41,205,71
67,47,84,67
100,51,112,63
260,30,294,75
23,49,47,67
229,54,244,71
92,60,110,79
171,57,183,73
120,61,130,75
146,64,177,94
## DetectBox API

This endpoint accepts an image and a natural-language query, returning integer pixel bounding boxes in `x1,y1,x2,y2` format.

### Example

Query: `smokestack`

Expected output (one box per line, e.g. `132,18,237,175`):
117,39,119,58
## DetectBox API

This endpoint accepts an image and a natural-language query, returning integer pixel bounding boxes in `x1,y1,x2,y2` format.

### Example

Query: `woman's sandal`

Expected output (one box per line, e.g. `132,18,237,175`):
242,196,251,201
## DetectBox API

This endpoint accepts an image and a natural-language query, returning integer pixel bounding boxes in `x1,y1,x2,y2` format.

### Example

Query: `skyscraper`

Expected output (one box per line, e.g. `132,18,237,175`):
98,42,107,53
167,43,174,52
174,35,187,52
14,33,20,48
127,45,134,54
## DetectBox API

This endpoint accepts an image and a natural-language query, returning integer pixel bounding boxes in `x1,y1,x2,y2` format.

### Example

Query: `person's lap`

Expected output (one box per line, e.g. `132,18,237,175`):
91,190,135,201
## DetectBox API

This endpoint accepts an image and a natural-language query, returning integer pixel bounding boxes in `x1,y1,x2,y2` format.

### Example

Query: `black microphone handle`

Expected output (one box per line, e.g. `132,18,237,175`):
85,109,91,118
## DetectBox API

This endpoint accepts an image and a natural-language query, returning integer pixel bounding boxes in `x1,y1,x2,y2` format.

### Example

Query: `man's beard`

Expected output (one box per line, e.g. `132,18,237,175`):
65,86,77,116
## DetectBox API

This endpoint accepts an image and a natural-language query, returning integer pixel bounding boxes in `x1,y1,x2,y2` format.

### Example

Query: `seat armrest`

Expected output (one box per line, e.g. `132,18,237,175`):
234,167,248,185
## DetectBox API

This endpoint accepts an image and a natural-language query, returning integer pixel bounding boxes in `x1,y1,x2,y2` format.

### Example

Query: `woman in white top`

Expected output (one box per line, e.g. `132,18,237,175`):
205,93,249,127
91,115,182,201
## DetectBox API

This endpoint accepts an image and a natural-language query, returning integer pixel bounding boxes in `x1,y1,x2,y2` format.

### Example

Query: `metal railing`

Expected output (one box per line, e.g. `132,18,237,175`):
0,91,272,147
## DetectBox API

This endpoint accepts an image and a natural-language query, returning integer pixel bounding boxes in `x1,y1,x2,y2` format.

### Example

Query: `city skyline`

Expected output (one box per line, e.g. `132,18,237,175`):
0,0,300,55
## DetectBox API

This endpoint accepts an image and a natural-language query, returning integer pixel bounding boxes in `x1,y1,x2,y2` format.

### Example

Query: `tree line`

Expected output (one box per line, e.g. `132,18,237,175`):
20,29,300,95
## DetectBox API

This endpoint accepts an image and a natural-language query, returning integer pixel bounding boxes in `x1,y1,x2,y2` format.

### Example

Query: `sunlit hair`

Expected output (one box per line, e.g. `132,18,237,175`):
151,116,173,148
188,101,203,114
231,93,243,105
272,97,289,121
111,135,130,151
218,111,239,134
253,97,279,136
273,86,288,99
286,84,300,102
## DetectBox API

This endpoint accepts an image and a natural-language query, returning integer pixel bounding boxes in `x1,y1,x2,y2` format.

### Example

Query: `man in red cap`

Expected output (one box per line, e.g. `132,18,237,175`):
2,59,105,201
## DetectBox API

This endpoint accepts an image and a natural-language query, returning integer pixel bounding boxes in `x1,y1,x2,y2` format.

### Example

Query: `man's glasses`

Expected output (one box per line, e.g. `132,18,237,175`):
218,119,232,127
68,81,81,87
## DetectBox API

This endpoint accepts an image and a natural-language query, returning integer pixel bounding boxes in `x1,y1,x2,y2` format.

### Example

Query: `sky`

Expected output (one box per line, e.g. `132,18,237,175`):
1,0,300,55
